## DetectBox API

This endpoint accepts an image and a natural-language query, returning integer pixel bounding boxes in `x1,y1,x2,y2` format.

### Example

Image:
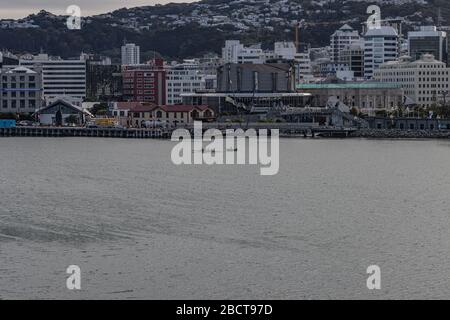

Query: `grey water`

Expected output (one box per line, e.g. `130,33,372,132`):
1,137,450,299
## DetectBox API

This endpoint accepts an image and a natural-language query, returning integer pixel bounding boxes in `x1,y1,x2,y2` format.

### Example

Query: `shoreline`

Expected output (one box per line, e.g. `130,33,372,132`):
349,129,450,139
2,126,450,140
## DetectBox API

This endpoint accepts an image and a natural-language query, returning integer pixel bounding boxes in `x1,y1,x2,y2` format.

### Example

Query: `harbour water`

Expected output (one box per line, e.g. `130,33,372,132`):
1,137,450,299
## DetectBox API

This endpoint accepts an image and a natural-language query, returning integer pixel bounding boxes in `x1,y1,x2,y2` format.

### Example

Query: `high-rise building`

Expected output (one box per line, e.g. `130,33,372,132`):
266,42,312,83
166,60,206,105
122,59,166,105
19,53,86,106
0,66,43,113
374,54,450,107
363,26,399,79
408,26,448,65
340,44,364,78
121,43,140,66
222,40,265,64
330,24,361,63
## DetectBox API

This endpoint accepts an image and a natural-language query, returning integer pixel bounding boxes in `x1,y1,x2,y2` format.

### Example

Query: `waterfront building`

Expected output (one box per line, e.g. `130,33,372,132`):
217,63,295,93
181,92,312,115
0,66,43,113
115,104,215,127
121,43,140,66
36,99,92,126
363,26,399,79
408,26,448,65
296,81,404,113
330,24,361,63
374,54,450,107
20,53,86,106
122,59,166,105
166,60,206,105
222,40,265,64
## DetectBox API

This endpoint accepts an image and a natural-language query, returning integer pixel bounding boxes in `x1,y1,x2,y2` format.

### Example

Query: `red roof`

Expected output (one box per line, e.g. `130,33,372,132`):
129,105,212,113
115,102,145,110
154,105,212,112
130,105,157,112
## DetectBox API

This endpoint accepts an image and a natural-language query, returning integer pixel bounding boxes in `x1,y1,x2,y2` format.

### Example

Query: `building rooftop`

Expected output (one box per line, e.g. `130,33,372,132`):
364,26,398,37
181,92,312,98
129,104,212,113
338,24,354,32
297,82,402,90
3,66,36,74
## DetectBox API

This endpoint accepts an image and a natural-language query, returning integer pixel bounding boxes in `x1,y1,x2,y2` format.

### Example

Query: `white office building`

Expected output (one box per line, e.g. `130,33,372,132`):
0,66,43,113
364,26,399,79
20,53,86,106
330,24,361,63
121,43,140,66
266,42,313,83
166,60,206,105
222,40,265,64
374,54,450,107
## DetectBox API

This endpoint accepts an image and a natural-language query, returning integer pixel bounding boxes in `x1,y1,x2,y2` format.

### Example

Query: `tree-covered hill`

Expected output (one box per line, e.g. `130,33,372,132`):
0,0,448,60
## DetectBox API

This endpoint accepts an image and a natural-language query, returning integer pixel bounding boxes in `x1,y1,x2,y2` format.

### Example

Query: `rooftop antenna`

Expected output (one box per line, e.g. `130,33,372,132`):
438,7,443,28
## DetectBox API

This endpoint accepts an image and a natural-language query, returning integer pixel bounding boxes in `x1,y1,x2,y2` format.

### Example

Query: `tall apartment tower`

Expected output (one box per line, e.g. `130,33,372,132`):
330,24,361,63
408,26,448,65
363,26,399,79
121,43,140,66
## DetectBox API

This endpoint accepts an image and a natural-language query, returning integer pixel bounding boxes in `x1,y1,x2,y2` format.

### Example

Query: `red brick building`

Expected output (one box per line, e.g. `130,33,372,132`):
122,59,166,105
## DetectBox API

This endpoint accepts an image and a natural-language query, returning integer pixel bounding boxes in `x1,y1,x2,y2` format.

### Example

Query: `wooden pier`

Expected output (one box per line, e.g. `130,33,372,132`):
0,126,170,139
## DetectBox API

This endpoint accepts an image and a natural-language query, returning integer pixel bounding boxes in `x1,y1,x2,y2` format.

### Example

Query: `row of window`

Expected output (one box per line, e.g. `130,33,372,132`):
2,91,37,97
2,100,37,108
2,76,35,82
167,82,203,87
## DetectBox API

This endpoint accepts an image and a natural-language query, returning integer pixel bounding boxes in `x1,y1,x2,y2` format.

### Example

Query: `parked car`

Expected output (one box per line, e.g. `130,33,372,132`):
17,120,33,127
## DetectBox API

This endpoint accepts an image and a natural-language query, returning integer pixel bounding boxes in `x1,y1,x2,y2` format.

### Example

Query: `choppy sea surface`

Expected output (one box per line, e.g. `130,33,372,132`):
1,137,450,299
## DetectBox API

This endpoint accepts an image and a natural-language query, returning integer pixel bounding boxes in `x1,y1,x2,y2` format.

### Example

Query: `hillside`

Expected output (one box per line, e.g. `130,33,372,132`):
0,0,448,60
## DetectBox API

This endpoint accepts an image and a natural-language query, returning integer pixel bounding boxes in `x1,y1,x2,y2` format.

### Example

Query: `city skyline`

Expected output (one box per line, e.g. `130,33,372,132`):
0,0,199,19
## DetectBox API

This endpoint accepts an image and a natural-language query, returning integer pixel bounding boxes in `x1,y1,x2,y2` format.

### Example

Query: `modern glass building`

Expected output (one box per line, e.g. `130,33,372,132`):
408,26,448,65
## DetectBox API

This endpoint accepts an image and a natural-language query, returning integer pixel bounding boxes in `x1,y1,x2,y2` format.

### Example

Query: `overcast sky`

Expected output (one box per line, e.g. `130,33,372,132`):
0,1,198,19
